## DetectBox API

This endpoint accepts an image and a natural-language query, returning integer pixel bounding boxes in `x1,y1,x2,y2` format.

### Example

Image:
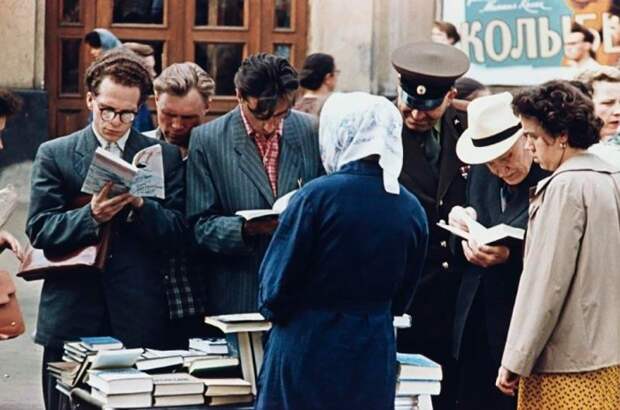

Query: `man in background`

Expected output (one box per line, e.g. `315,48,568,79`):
564,22,601,70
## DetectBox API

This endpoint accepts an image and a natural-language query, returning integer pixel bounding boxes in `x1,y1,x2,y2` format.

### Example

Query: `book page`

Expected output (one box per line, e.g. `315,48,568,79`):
272,189,297,214
0,184,18,228
81,148,138,196
235,189,298,220
130,145,165,199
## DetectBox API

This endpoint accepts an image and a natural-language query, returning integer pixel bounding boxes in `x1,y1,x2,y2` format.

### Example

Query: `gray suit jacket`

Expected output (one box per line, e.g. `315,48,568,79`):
27,126,185,349
186,107,323,314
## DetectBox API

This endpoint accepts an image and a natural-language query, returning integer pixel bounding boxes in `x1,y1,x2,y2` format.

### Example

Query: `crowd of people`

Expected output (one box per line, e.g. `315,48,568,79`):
0,21,618,410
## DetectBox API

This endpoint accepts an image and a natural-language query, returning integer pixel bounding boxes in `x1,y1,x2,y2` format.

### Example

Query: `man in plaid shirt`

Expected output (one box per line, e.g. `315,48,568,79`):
145,62,217,347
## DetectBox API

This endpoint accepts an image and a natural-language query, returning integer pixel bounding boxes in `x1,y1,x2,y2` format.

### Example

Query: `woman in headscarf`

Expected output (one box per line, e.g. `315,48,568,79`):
255,92,429,410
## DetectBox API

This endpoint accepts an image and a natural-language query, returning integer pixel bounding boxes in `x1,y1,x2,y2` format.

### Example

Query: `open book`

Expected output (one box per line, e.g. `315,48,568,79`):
0,184,18,228
81,145,165,199
235,189,297,221
437,217,525,247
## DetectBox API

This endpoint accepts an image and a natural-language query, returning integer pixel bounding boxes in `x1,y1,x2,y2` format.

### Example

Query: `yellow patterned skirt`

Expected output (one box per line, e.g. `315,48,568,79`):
517,365,620,410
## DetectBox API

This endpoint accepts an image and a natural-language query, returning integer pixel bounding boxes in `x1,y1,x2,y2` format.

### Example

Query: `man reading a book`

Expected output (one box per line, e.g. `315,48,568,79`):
448,92,549,410
27,49,185,410
186,53,323,315
146,62,216,346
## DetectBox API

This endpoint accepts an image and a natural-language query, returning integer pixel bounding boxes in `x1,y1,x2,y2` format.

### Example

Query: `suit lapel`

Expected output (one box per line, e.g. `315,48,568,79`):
231,108,275,205
73,126,99,181
277,117,302,196
437,111,464,201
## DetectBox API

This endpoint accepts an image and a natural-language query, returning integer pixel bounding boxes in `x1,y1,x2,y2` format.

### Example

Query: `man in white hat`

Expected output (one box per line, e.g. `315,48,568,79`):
448,92,549,410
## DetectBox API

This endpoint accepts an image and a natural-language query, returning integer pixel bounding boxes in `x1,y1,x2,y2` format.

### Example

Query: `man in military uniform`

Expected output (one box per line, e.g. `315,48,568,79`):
392,42,470,410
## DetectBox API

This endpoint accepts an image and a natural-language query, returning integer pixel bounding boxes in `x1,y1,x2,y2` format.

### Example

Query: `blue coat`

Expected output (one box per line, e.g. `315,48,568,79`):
256,161,429,410
26,126,185,349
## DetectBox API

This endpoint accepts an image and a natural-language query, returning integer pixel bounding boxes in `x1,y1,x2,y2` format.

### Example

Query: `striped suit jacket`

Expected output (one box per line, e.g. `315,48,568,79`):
186,107,323,314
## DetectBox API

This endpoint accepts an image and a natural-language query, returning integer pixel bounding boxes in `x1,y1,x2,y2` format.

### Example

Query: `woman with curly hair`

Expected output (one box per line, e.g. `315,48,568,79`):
496,80,620,409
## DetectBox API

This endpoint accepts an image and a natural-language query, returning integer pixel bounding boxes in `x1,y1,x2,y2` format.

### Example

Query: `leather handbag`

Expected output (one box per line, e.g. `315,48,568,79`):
16,196,112,281
0,270,25,338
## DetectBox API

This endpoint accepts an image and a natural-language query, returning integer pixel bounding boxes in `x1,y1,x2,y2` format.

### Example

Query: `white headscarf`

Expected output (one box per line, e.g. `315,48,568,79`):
318,92,404,194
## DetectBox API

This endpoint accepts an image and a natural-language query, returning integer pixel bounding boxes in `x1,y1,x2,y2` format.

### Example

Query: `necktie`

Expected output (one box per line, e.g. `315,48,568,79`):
421,129,441,175
500,185,516,213
104,141,122,158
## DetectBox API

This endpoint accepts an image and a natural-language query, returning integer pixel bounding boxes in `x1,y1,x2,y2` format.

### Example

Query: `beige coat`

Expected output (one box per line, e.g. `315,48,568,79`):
502,153,620,376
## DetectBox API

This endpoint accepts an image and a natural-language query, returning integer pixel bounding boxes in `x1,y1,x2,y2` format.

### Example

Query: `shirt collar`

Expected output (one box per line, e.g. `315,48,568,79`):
238,105,284,139
92,124,131,152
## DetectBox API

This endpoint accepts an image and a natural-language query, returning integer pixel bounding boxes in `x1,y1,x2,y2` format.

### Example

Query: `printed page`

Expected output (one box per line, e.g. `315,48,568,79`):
130,145,165,199
81,148,138,196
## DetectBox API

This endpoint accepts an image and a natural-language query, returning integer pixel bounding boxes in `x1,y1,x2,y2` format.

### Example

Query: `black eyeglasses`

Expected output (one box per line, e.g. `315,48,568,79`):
95,101,137,124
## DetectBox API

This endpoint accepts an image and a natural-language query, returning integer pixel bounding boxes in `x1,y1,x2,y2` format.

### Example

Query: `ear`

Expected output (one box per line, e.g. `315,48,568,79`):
558,133,569,145
86,92,94,111
235,88,243,104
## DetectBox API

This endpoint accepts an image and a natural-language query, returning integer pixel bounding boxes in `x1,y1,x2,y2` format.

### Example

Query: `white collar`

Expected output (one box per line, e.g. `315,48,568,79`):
91,124,131,152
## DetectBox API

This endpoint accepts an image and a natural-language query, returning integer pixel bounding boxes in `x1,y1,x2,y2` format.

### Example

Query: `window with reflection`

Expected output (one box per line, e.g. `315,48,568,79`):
274,44,292,61
61,39,81,94
113,0,164,24
62,0,81,23
195,0,244,27
274,0,292,29
122,39,165,79
195,42,244,95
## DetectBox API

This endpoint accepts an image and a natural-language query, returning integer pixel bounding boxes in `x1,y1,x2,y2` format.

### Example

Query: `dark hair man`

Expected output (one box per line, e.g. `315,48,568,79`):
391,41,469,410
564,22,600,70
186,53,323,315
27,48,185,410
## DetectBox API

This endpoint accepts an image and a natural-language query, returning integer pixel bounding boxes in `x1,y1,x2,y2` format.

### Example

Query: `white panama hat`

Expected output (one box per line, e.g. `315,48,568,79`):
456,92,523,165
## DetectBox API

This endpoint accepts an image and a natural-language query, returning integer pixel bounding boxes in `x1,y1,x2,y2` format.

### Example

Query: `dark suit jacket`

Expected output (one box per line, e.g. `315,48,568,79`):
452,163,549,363
397,107,468,358
186,107,323,315
26,126,185,349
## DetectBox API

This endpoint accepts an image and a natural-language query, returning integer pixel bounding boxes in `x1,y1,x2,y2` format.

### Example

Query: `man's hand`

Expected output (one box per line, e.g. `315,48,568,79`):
448,205,477,233
90,182,134,224
462,239,510,268
0,230,23,261
243,217,278,237
496,366,519,396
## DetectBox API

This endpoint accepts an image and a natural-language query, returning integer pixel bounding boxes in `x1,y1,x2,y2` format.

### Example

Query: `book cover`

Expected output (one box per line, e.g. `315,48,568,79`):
87,368,153,395
152,373,205,396
79,336,123,350
397,353,443,381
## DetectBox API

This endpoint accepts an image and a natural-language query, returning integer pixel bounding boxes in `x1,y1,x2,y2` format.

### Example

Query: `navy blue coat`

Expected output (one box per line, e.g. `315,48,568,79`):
256,161,429,410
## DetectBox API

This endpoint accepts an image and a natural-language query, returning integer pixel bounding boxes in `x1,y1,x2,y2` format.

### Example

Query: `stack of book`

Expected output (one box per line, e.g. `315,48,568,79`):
88,368,153,408
395,353,443,410
203,378,252,406
151,373,205,406
203,313,272,400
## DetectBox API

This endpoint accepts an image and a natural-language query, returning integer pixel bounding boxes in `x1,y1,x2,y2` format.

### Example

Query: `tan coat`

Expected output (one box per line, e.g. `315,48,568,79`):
502,153,620,376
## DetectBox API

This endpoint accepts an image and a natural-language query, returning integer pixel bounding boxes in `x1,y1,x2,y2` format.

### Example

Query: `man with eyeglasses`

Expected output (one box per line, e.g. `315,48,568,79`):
144,62,217,347
391,42,470,410
27,49,185,410
186,53,323,316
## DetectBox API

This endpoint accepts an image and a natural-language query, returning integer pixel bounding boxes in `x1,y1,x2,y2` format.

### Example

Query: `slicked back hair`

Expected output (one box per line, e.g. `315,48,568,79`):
154,62,215,105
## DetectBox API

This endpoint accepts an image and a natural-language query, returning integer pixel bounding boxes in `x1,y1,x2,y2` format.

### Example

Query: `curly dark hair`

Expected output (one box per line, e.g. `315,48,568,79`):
234,53,298,119
512,80,602,149
0,89,23,118
85,48,153,105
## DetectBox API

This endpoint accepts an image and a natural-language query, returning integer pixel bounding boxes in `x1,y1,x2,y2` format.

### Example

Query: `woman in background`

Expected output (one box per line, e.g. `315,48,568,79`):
293,53,338,117
496,80,620,409
256,92,428,410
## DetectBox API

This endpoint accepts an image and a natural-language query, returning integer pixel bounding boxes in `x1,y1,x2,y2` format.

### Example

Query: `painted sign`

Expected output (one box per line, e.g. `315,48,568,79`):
443,0,620,84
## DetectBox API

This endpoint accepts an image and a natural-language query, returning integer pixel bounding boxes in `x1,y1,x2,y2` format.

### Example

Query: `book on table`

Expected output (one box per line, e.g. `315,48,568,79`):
188,356,240,377
203,378,252,397
152,373,205,396
135,349,184,373
90,387,152,408
89,348,143,370
397,353,443,381
87,368,153,395
204,313,272,333
81,144,165,199
235,189,297,221
189,337,229,355
436,219,524,247
79,336,124,351
206,394,254,406
396,380,441,396
153,394,205,407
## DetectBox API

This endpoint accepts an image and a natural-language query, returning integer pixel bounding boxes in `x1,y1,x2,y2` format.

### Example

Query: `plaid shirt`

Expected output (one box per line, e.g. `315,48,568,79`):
239,107,283,195
147,127,207,320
